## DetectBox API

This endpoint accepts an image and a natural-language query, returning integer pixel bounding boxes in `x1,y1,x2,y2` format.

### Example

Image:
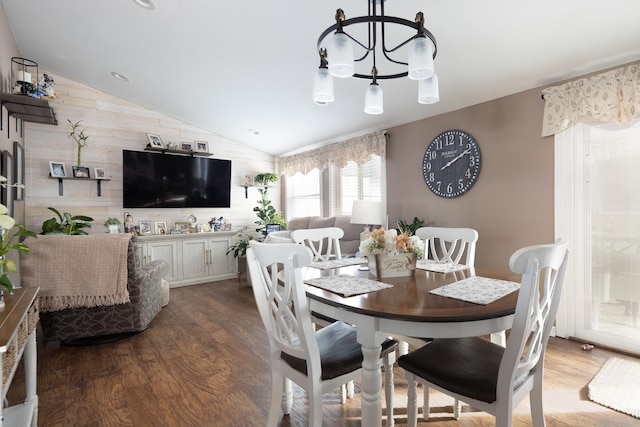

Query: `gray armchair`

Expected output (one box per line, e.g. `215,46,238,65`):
22,235,166,343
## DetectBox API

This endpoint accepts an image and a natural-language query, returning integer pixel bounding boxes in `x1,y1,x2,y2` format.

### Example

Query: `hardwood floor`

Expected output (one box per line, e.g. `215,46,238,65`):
8,278,640,426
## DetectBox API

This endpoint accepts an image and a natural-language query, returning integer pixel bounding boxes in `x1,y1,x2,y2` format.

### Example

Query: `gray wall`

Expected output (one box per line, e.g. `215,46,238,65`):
386,88,554,272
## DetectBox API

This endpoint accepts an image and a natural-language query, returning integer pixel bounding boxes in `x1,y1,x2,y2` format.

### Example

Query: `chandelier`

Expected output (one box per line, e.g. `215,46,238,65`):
313,0,439,115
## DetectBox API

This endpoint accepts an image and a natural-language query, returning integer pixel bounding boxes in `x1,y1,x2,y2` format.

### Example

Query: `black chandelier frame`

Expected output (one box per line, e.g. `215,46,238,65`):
316,1,438,81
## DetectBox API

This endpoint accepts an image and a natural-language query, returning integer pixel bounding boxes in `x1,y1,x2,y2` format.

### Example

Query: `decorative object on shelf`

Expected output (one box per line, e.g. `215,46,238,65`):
187,214,197,225
94,167,107,179
222,223,232,231
422,129,482,198
154,221,167,235
313,1,438,114
123,212,134,233
194,141,209,152
104,217,121,234
165,141,178,150
72,166,90,178
0,175,37,295
209,216,223,232
49,161,67,178
359,227,424,278
175,222,190,233
41,207,94,235
139,220,152,235
180,142,193,151
146,133,164,148
68,119,89,166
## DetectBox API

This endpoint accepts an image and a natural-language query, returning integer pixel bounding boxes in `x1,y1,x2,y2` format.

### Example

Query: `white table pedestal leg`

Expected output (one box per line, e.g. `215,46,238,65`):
358,328,384,427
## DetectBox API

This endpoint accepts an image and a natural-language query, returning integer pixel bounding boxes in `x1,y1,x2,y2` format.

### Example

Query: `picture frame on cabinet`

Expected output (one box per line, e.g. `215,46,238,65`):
146,133,164,148
195,141,209,152
139,220,152,235
72,166,90,178
13,141,24,201
94,167,107,179
49,161,67,178
154,221,167,235
180,142,193,151
222,223,232,231
1,151,14,217
175,221,190,233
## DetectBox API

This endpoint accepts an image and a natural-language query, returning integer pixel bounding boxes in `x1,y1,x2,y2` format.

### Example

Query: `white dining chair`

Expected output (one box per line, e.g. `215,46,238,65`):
399,240,569,426
415,226,479,266
290,227,344,262
246,241,398,427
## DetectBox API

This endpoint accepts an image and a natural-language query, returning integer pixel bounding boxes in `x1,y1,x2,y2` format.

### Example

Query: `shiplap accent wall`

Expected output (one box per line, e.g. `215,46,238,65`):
23,73,278,235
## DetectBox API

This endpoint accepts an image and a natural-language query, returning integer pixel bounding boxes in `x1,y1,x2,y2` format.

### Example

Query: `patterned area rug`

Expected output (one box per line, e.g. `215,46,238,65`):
588,357,640,418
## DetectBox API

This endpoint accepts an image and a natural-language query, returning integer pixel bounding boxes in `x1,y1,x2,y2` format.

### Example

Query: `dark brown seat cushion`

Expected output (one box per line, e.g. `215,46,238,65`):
282,321,398,380
398,337,504,403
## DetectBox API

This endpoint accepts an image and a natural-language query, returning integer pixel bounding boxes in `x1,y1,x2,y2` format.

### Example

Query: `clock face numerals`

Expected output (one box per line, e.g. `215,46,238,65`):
422,130,481,198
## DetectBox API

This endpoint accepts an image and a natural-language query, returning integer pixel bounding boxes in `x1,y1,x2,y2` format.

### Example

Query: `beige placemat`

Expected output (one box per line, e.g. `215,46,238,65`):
417,259,469,273
305,275,393,297
588,357,640,418
309,257,368,270
429,276,519,305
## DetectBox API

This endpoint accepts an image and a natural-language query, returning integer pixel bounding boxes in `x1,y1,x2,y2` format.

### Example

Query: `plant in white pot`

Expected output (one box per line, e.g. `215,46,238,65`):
104,217,121,233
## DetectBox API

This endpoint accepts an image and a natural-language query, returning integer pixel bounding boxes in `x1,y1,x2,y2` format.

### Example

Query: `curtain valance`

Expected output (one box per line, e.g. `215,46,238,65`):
277,130,387,176
541,63,640,137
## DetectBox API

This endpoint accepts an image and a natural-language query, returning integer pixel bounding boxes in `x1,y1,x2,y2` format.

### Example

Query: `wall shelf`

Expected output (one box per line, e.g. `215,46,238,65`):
49,175,110,197
144,145,212,157
0,93,57,138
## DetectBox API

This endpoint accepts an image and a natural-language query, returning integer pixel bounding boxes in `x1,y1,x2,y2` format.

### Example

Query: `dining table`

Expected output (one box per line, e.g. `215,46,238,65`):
303,260,521,427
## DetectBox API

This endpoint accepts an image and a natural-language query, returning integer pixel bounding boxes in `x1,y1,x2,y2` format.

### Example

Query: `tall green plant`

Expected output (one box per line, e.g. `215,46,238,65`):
252,172,287,237
41,207,94,235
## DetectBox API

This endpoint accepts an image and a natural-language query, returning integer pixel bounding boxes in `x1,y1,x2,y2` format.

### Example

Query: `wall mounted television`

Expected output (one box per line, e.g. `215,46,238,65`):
122,150,232,208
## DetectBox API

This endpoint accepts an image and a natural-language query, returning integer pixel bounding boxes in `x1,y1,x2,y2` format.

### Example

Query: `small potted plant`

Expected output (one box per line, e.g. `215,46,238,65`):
104,217,121,234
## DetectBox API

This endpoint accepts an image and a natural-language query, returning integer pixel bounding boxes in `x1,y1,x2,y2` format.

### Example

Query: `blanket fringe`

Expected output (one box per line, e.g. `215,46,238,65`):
39,293,130,313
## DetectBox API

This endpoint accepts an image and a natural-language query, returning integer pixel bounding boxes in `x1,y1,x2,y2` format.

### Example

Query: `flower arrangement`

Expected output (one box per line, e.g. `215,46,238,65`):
0,176,37,292
359,227,424,258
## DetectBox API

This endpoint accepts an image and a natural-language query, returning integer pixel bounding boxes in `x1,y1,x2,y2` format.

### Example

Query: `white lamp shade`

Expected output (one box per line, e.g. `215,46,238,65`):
408,36,435,80
418,74,439,104
313,67,335,104
351,200,383,225
364,83,384,115
327,32,354,78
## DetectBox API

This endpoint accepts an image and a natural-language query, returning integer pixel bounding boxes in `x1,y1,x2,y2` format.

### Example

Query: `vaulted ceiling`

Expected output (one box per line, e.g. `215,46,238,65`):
3,0,640,156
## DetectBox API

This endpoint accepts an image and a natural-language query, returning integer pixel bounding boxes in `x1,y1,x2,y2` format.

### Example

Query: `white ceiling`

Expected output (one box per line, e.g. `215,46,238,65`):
3,0,640,156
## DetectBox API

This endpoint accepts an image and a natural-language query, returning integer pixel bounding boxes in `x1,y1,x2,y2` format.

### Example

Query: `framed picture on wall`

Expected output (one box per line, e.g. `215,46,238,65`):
180,142,193,151
13,141,24,201
72,166,90,178
94,167,107,179
1,151,14,217
194,141,209,152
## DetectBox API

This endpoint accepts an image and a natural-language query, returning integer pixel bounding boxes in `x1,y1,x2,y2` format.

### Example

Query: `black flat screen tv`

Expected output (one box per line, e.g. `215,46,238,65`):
122,150,232,208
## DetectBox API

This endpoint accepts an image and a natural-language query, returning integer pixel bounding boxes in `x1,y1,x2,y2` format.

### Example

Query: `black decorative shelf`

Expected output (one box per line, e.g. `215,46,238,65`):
0,93,57,137
144,145,212,157
49,175,110,197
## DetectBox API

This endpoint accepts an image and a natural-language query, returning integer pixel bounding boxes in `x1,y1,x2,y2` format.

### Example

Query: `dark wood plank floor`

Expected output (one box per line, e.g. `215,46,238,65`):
8,278,640,426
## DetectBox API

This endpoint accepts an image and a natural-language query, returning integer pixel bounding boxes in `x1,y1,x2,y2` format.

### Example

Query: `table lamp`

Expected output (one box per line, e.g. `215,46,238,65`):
350,200,383,242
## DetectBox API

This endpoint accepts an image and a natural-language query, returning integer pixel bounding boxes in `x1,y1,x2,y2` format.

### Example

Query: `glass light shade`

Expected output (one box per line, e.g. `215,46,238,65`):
328,32,354,78
312,67,335,104
364,83,384,115
418,74,439,104
408,36,435,80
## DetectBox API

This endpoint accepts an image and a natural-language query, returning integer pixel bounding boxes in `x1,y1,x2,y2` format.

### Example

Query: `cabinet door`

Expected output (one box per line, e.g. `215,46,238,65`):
182,239,209,280
147,240,179,282
208,237,233,276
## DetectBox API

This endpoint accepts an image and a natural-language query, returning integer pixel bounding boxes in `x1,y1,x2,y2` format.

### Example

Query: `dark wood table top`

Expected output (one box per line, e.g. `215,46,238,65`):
304,265,520,323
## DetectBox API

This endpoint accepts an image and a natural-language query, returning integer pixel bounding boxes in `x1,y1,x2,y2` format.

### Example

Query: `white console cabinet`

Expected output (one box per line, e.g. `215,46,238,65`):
137,231,236,287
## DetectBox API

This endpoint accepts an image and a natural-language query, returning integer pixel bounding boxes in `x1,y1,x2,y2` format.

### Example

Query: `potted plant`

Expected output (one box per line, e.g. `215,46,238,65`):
396,217,425,236
226,232,257,278
104,217,121,233
68,119,89,166
253,172,288,237
41,207,94,235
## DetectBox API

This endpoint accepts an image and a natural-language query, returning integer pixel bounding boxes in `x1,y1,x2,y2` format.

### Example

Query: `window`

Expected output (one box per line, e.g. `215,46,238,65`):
329,155,382,216
285,169,320,219
284,155,383,219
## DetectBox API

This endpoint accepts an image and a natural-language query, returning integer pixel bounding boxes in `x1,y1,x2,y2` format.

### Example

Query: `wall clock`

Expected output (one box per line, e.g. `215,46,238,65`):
422,129,481,198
